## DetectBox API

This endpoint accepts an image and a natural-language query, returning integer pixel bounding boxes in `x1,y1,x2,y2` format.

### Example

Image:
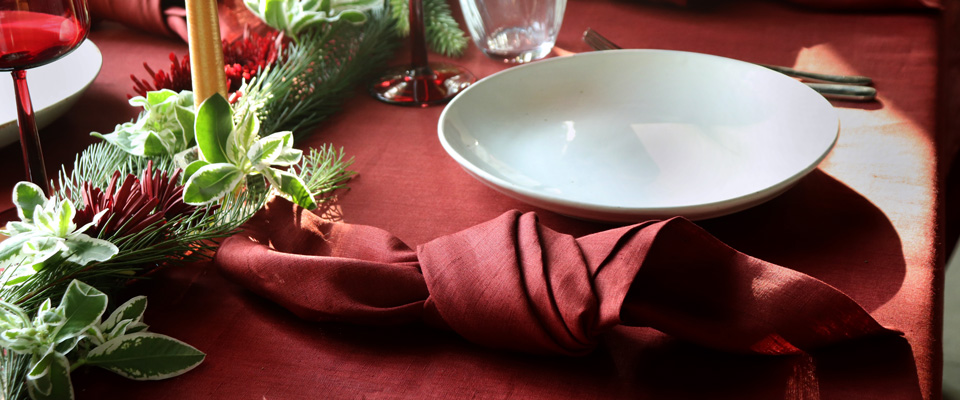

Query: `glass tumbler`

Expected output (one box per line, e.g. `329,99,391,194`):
460,0,566,63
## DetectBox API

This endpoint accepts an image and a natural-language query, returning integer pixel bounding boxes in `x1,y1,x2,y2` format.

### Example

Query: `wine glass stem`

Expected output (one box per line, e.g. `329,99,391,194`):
11,70,51,196
409,0,429,68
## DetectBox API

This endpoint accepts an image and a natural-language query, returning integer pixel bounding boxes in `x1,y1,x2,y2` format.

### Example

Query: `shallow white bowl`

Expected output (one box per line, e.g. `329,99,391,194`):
0,39,103,148
438,50,838,222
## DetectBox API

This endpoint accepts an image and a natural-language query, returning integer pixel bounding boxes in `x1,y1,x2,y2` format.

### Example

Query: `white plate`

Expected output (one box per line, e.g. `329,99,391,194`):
0,40,102,148
438,50,838,222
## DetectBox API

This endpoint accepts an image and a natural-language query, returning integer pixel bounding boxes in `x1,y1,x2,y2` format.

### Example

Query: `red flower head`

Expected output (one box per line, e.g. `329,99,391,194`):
75,161,199,238
131,29,285,98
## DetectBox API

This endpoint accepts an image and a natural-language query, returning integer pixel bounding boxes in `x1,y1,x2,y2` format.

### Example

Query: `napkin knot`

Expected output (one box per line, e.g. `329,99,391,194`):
215,198,893,356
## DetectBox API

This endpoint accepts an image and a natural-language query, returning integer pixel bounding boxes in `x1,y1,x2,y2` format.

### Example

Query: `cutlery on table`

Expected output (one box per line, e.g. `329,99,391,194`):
582,28,877,102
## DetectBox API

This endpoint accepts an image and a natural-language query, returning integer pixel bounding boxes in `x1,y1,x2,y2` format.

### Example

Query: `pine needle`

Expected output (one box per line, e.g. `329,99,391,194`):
390,0,469,57
241,9,399,138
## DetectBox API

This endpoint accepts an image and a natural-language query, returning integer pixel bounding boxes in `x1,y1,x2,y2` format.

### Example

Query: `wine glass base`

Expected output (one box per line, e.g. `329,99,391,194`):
370,63,476,107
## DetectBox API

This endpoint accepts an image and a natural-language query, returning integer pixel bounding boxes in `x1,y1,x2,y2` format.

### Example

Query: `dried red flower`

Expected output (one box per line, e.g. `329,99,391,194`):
131,29,285,98
75,161,199,238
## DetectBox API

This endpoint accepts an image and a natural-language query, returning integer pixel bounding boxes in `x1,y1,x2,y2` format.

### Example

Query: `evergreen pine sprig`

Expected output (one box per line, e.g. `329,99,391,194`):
390,0,469,57
241,8,399,137
294,145,356,197
2,3,385,399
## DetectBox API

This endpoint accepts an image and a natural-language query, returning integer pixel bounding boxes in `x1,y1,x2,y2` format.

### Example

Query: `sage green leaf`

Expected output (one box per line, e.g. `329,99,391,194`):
194,94,233,164
86,332,205,380
276,169,317,210
26,352,73,400
62,235,119,266
13,182,46,222
53,280,108,345
182,163,245,205
102,296,148,333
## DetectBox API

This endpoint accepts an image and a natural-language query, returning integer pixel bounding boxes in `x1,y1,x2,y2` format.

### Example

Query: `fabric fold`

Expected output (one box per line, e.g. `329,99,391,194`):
216,198,895,356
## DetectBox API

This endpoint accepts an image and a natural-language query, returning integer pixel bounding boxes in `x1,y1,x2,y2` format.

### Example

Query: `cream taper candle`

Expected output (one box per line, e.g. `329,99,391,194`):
186,0,228,108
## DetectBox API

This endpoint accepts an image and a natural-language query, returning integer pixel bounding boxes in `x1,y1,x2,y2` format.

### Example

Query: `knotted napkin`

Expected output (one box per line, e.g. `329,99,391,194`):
215,198,895,356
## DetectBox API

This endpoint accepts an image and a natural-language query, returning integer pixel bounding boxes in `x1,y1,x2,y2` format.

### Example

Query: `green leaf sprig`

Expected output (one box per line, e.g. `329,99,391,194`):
183,94,317,209
0,280,204,400
91,90,196,158
0,183,119,286
245,0,382,40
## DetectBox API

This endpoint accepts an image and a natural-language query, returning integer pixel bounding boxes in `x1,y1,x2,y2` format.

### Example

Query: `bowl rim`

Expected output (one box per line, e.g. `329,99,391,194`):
437,49,839,222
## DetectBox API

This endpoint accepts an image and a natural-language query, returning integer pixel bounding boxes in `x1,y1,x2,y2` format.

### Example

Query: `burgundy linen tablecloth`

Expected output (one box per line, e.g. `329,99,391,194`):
0,0,953,398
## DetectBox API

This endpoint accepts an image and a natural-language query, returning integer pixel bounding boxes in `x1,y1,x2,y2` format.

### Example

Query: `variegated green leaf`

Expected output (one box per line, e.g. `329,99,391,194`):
227,112,260,164
194,94,233,164
86,332,205,381
247,135,285,166
145,89,177,105
56,200,75,237
13,181,45,222
53,280,108,344
0,300,29,330
175,103,196,150
102,296,148,333
34,206,56,235
183,160,209,182
26,351,73,400
274,169,317,210
182,163,245,205
0,233,32,263
62,235,119,266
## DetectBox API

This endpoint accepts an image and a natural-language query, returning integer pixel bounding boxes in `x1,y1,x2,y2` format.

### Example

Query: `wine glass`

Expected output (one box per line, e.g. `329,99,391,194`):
0,0,90,195
369,0,475,107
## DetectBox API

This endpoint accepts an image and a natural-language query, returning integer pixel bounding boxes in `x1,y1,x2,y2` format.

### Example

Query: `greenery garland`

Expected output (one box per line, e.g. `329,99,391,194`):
0,0,455,397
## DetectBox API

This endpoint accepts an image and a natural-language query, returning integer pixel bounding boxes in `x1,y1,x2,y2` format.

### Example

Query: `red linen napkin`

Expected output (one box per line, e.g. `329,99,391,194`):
215,198,896,356
88,0,266,43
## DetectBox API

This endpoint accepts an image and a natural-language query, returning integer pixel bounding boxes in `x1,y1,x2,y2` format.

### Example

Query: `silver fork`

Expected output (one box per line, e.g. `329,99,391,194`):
582,28,877,101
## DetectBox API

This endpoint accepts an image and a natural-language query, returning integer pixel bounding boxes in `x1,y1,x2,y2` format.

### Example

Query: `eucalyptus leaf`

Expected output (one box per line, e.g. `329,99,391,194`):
85,332,205,381
195,94,234,164
182,163,245,205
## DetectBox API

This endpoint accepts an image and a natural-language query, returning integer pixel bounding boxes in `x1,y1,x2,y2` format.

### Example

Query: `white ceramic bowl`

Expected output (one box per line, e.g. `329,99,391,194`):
438,50,838,222
0,39,103,148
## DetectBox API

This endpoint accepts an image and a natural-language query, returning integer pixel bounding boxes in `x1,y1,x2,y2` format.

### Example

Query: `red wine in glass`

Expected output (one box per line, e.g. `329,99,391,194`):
370,0,475,106
0,0,90,195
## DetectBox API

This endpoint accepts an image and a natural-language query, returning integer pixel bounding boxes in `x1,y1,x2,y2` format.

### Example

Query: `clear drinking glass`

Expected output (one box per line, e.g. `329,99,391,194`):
459,0,566,63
